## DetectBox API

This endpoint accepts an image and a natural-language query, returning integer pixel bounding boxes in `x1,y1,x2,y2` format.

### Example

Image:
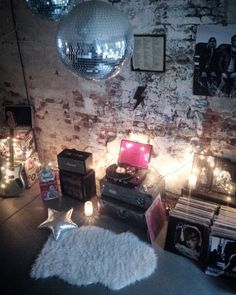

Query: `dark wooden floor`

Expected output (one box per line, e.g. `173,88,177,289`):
0,182,235,295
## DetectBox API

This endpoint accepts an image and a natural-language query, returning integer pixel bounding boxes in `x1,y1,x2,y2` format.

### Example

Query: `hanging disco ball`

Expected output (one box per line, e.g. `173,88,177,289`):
56,0,134,81
25,0,77,21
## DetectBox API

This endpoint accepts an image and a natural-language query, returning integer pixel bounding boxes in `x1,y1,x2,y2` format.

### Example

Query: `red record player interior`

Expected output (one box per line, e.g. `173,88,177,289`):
117,139,152,169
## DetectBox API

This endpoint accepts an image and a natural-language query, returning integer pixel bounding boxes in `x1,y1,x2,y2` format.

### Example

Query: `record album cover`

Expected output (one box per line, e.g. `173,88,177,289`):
206,235,236,278
145,193,166,243
165,214,210,264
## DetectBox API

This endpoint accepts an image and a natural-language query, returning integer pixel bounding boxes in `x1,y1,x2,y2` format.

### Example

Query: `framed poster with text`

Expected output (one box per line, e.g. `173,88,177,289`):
132,34,165,72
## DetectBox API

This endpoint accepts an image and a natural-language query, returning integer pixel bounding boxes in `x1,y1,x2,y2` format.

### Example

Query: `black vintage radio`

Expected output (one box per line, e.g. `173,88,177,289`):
59,169,96,202
57,148,93,175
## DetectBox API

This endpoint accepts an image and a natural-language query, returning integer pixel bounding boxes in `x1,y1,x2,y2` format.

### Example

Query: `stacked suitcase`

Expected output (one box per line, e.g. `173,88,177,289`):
99,171,164,227
98,139,165,241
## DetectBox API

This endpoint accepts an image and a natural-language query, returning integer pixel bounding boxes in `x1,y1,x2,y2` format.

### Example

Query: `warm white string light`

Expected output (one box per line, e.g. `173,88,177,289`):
0,134,42,189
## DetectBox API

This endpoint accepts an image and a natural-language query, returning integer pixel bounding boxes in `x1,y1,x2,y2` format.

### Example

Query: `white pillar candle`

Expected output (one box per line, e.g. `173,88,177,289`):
188,174,197,189
84,201,93,217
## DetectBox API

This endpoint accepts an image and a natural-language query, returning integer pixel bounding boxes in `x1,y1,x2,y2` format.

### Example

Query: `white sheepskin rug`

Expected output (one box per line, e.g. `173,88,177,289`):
31,226,157,290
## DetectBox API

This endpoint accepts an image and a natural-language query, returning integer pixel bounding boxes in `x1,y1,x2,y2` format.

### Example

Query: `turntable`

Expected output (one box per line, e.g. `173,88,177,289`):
100,168,165,210
105,139,152,187
100,139,165,209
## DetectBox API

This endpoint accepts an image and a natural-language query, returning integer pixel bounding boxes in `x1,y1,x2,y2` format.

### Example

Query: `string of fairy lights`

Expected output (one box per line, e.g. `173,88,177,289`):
187,153,235,202
0,135,41,190
0,134,235,202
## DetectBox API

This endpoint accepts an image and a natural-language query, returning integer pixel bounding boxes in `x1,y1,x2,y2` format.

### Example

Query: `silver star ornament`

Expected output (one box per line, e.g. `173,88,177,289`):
39,208,78,240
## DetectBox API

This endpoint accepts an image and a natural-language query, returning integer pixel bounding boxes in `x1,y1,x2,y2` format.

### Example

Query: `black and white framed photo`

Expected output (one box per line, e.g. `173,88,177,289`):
131,34,165,72
193,24,236,97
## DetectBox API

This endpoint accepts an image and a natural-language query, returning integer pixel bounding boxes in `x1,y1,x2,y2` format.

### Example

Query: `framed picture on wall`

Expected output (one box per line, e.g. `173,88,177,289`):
131,34,165,72
193,24,236,97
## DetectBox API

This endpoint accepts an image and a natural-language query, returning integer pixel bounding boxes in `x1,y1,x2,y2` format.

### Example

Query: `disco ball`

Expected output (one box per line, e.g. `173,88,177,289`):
56,0,134,81
25,0,77,21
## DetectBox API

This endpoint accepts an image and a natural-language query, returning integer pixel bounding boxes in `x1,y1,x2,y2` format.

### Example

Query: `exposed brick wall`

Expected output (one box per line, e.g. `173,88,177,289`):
0,0,235,193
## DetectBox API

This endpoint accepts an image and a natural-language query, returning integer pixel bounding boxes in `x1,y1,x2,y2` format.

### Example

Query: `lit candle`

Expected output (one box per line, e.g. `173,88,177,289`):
84,201,93,217
227,196,231,202
188,174,197,189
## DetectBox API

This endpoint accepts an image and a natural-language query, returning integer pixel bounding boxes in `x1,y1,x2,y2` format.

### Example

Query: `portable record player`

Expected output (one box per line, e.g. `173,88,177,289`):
100,139,165,209
101,168,165,209
105,139,152,187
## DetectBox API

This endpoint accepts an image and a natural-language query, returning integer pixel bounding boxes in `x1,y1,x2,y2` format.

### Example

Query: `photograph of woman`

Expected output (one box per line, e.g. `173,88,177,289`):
174,224,202,261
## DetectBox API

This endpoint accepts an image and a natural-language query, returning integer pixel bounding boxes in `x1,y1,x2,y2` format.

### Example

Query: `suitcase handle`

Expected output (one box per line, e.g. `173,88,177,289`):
116,208,129,219
135,196,146,207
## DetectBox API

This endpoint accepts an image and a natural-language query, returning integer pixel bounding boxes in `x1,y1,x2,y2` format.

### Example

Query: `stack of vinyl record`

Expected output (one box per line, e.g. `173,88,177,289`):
205,205,236,278
165,196,219,265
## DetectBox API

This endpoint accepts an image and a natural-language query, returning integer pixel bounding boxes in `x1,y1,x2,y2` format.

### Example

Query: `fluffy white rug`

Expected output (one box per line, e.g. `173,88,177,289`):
31,226,157,290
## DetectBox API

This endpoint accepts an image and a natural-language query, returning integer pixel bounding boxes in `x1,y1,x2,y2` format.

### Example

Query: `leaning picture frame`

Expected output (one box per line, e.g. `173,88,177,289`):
181,153,236,207
131,34,165,72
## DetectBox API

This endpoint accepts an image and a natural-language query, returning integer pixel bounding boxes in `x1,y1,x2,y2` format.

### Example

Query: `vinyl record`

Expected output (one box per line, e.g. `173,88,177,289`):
106,164,136,181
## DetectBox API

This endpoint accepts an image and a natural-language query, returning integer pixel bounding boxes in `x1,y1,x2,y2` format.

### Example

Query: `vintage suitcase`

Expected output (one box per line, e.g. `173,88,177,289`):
57,148,93,175
59,169,96,201
100,171,165,210
99,195,147,229
99,193,166,243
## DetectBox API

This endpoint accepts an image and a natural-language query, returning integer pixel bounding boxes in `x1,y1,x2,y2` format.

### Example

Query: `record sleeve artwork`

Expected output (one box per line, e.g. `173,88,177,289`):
165,196,218,264
205,205,236,278
165,196,236,278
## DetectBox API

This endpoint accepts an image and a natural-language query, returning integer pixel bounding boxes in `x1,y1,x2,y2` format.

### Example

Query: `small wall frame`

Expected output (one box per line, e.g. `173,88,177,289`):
131,34,165,72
